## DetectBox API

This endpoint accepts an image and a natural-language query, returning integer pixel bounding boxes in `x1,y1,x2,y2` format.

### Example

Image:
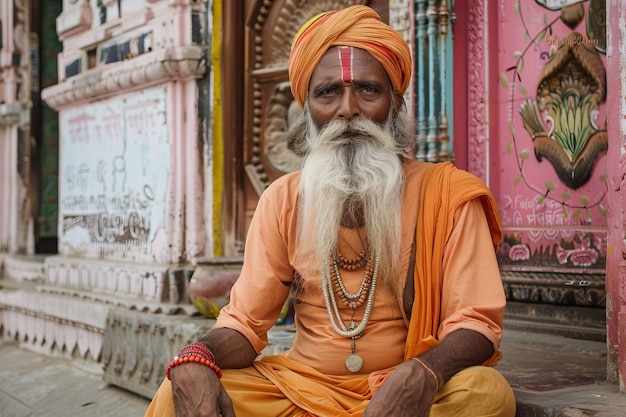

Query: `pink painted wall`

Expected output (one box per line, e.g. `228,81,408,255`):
491,1,608,274
605,0,626,388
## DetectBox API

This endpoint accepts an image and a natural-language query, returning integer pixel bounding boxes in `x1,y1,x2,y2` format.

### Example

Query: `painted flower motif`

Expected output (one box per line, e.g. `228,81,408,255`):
556,245,570,264
508,244,531,261
593,235,606,257
519,35,607,190
569,249,598,266
555,236,599,266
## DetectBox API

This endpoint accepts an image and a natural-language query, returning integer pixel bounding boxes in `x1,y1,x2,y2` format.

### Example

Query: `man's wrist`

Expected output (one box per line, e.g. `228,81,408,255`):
166,342,222,380
411,356,441,390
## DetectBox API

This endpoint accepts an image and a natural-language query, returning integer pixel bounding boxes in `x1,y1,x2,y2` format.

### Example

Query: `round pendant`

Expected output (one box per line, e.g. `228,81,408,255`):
345,353,364,373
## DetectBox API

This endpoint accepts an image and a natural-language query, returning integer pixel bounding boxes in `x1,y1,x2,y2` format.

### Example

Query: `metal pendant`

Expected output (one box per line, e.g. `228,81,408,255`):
345,353,364,373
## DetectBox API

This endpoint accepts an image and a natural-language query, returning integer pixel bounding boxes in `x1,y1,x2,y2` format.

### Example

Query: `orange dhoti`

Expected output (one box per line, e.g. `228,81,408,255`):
145,354,515,417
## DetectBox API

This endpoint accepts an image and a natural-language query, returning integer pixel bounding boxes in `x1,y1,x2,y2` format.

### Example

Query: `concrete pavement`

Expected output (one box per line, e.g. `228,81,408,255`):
1,326,625,417
0,342,149,417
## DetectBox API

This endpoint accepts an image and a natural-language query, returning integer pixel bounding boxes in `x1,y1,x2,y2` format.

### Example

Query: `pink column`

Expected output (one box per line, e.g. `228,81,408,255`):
606,0,626,389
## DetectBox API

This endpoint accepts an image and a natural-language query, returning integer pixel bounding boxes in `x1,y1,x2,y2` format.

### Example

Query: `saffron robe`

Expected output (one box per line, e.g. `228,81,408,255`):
144,159,515,416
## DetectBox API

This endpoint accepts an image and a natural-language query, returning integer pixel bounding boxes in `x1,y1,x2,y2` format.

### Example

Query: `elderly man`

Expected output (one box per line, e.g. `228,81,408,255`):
145,5,515,417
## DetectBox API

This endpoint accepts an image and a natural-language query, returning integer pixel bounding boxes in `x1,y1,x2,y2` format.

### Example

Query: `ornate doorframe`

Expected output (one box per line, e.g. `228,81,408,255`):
223,0,388,255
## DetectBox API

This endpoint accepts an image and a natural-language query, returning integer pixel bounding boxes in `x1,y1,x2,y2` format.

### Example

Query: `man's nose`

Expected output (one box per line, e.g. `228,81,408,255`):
337,89,360,120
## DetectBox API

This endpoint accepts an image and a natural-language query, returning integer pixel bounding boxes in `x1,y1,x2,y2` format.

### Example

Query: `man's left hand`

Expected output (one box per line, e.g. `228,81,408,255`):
364,358,438,417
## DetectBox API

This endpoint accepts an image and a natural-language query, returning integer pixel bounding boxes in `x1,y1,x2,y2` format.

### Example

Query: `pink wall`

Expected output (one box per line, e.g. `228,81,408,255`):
605,0,626,387
491,1,608,274
457,0,626,387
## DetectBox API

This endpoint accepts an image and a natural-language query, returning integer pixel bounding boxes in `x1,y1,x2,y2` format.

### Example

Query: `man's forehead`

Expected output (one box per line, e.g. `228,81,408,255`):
313,46,387,83
338,46,354,84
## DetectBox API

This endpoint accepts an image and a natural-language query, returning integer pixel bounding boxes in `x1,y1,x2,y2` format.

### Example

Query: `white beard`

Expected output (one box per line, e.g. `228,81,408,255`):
297,112,407,292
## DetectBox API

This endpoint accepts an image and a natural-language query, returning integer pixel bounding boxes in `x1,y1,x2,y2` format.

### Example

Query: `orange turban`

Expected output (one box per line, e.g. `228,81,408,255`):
288,5,412,108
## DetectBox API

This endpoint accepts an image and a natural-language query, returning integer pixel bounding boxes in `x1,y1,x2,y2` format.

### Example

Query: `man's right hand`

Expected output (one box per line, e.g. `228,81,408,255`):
170,363,236,417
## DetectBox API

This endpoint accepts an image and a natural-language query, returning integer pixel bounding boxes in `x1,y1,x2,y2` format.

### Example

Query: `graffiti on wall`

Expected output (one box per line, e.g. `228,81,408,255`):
495,0,607,272
59,86,170,261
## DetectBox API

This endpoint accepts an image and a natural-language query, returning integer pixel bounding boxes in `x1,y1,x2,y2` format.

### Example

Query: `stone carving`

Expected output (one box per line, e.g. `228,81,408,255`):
264,82,305,173
503,270,605,307
0,291,105,368
102,307,296,398
103,308,214,398
264,0,367,68
42,46,207,110
3,255,45,281
42,255,196,309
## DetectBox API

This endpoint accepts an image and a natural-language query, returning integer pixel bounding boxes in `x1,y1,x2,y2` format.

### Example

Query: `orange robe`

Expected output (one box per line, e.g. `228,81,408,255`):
145,159,514,416
216,159,504,371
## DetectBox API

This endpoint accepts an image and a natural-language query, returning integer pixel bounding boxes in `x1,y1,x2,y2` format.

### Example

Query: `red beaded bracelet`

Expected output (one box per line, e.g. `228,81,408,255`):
165,342,222,380
178,342,215,361
166,354,223,380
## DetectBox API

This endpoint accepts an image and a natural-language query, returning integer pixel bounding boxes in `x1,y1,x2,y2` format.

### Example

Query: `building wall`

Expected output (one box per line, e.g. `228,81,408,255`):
46,0,211,262
493,0,608,278
459,0,623,390
1,0,213,374
0,0,32,255
1,0,625,395
605,0,626,390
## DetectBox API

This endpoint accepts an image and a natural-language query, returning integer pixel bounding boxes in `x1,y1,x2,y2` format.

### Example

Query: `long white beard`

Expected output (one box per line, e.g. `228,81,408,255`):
297,113,406,292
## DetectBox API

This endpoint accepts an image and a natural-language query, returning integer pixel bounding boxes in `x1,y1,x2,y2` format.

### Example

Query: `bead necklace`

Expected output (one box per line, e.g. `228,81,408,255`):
334,248,368,271
322,254,380,373
330,255,372,309
336,230,368,271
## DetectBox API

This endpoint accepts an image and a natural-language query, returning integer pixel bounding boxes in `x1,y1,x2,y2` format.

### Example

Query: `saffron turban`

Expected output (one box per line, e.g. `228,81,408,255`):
288,5,412,108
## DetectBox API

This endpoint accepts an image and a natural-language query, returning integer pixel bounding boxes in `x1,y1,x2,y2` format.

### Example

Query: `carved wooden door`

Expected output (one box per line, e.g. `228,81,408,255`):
223,0,388,255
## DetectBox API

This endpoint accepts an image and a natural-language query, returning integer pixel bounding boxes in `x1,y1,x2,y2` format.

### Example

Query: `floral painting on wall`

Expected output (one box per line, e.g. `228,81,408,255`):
494,0,607,274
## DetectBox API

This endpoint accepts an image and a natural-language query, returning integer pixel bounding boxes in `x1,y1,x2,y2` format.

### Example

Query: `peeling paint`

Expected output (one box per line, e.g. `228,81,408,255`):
59,87,170,262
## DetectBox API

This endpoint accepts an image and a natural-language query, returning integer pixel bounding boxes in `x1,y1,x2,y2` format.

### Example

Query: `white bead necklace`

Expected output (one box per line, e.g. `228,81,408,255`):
322,254,380,372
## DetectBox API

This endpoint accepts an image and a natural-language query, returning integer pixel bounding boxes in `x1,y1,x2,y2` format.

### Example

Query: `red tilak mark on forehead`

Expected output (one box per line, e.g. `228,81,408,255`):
338,46,353,84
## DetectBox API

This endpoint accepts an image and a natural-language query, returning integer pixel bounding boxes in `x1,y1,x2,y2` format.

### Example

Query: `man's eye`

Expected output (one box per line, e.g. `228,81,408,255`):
318,87,338,96
358,87,381,99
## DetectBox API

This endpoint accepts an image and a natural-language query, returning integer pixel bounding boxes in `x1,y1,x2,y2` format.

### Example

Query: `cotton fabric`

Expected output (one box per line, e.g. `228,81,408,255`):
144,159,515,416
288,5,413,107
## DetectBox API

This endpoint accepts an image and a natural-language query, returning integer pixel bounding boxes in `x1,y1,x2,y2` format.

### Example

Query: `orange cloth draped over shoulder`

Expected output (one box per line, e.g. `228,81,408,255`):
144,162,505,417
404,162,503,361
288,5,413,107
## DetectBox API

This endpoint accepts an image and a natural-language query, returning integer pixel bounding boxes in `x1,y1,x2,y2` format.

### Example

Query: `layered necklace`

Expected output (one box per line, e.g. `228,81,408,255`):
322,241,380,373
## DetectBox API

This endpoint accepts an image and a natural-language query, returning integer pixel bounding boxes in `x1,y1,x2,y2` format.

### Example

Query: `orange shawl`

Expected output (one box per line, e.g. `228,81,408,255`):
404,162,503,361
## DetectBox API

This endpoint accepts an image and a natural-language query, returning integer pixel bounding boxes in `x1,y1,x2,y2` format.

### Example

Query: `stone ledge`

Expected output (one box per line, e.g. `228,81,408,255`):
513,384,626,417
42,45,207,110
102,308,296,399
505,301,606,341
103,308,213,398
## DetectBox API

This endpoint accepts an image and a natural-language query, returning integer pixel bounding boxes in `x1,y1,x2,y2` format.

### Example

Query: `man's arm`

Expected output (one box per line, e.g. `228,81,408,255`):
199,327,258,368
417,328,494,384
366,195,503,417
169,328,257,417
364,328,493,417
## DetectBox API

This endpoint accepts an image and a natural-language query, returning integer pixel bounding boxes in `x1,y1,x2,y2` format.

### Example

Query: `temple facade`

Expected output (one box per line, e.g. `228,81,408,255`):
1,0,625,396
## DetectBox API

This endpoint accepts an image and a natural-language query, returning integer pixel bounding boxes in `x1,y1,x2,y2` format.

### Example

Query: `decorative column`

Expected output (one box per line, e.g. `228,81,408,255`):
606,0,626,391
414,0,428,161
464,0,490,184
437,0,450,161
0,0,32,256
